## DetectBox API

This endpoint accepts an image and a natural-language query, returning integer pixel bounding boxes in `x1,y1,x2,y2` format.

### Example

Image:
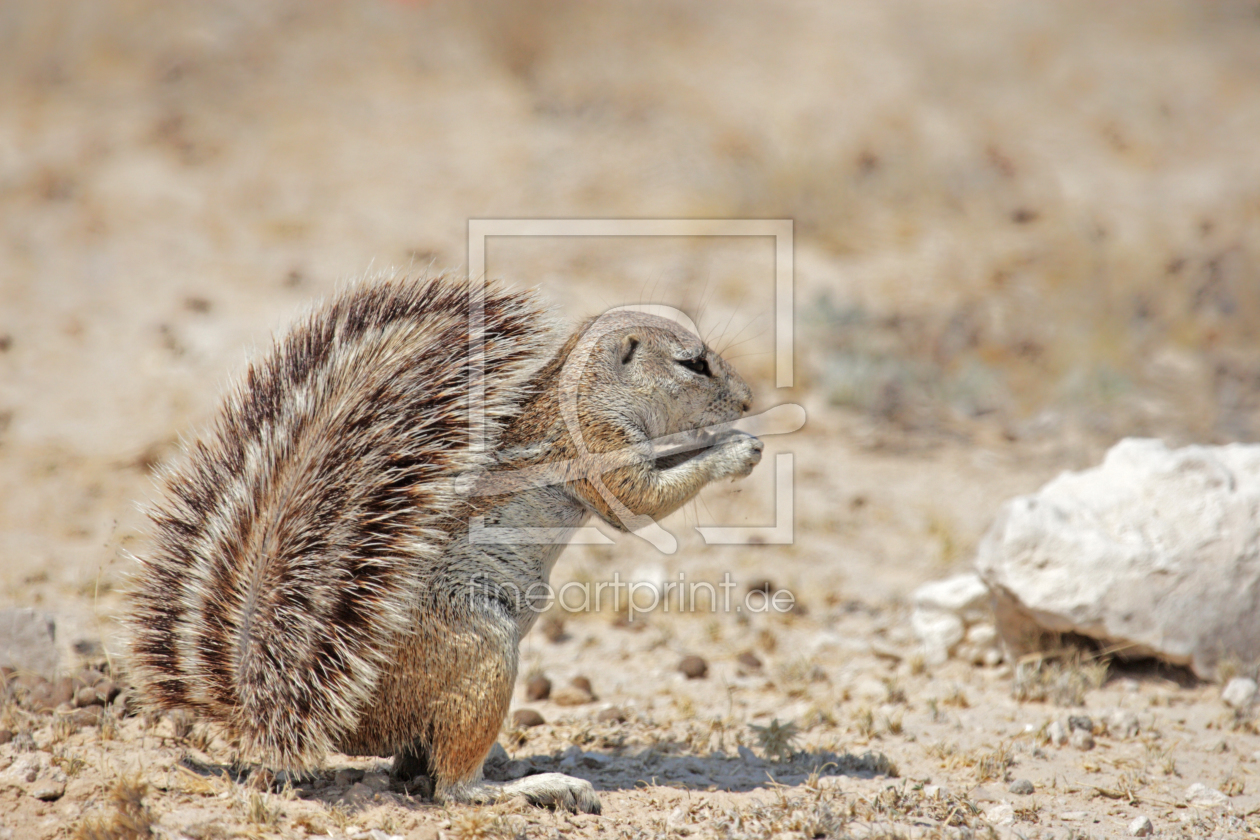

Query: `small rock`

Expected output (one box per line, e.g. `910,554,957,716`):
595,706,627,724
1185,783,1228,807
747,578,775,595
911,608,965,665
678,655,708,679
0,728,12,746
1067,715,1093,733
1070,729,1095,751
512,709,545,728
551,686,594,706
70,706,102,727
983,803,1014,826
340,782,375,804
570,676,595,697
1222,677,1258,709
525,675,551,701
334,768,365,787
965,623,998,646
736,651,762,670
1107,709,1140,739
912,573,991,623
1046,720,1068,746
541,616,567,643
1008,779,1035,795
31,776,66,801
579,752,612,769
1129,815,1153,836
361,772,390,792
94,680,120,704
74,686,99,708
1059,810,1089,821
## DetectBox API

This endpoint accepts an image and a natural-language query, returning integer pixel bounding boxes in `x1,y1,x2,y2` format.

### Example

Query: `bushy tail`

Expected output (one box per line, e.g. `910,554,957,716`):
126,273,554,769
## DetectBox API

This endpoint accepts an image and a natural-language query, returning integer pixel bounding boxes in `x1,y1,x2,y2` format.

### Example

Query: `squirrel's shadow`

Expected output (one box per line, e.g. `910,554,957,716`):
178,745,893,811
488,743,897,795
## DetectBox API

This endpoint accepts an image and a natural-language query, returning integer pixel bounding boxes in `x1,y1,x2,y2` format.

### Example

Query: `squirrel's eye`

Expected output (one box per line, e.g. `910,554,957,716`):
677,356,712,377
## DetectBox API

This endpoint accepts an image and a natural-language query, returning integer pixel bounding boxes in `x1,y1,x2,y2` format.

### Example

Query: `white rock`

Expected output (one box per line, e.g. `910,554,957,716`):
1106,709,1140,740
982,802,1014,826
965,623,998,646
976,438,1260,679
1222,677,1258,709
912,573,991,623
910,608,964,664
1129,815,1153,836
1185,783,1228,807
1046,720,1068,746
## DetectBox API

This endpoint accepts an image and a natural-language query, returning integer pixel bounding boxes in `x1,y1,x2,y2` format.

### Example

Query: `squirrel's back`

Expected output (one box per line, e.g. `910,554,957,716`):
127,274,554,769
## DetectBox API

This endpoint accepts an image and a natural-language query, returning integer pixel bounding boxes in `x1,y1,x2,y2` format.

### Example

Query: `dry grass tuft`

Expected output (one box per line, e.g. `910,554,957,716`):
73,775,154,840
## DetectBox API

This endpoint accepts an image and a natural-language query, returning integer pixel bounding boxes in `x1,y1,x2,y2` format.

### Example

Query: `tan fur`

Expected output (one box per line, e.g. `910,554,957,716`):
126,274,761,813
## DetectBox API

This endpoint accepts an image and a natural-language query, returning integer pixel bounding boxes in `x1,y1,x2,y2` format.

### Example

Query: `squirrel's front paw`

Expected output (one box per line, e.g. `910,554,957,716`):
715,432,763,480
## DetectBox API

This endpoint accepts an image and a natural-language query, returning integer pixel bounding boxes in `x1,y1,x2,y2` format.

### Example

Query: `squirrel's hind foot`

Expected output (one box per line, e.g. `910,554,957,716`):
439,774,601,815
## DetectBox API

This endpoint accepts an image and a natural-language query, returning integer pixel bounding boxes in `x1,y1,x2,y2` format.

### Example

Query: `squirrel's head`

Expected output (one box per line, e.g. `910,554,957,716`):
561,310,753,444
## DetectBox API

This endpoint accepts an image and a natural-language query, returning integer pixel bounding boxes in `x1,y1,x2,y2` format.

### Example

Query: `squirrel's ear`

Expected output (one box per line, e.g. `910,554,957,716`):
619,335,640,365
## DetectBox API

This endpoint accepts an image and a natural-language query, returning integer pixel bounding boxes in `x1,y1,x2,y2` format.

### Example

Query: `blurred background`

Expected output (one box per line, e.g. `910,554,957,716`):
1,0,1259,620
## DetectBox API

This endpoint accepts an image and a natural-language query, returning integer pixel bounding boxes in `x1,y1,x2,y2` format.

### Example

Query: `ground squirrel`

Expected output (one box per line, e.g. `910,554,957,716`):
127,273,763,813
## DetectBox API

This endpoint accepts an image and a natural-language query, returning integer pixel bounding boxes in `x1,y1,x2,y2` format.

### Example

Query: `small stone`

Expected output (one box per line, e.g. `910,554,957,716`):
747,578,775,595
570,676,595,697
70,706,102,727
541,616,567,643
31,777,66,801
678,655,708,679
1070,729,1095,751
525,675,551,701
736,651,762,670
512,709,545,728
1185,783,1228,807
1129,815,1153,836
1067,715,1093,734
1107,709,1140,739
1046,720,1068,746
333,768,365,787
74,686,99,708
361,772,390,792
94,680,120,704
1222,677,1258,709
551,686,594,706
983,803,1014,826
1059,810,1089,821
1008,778,1035,795
595,706,627,724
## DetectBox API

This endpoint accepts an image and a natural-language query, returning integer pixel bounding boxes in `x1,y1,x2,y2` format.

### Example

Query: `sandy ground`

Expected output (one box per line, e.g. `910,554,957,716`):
2,1,1260,837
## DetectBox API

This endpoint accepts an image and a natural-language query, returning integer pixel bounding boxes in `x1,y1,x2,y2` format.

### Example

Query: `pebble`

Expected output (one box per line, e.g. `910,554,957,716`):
1046,720,1068,746
1129,815,1153,836
31,776,66,801
1058,811,1089,821
982,803,1014,826
1106,709,1140,739
1185,783,1228,807
736,651,762,670
74,686,99,708
551,686,594,706
1070,729,1095,751
678,655,708,679
69,706,103,728
1222,677,1258,709
512,709,545,728
334,768,365,787
1008,778,1035,795
570,676,595,697
525,675,551,701
1067,715,1093,734
595,706,627,723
